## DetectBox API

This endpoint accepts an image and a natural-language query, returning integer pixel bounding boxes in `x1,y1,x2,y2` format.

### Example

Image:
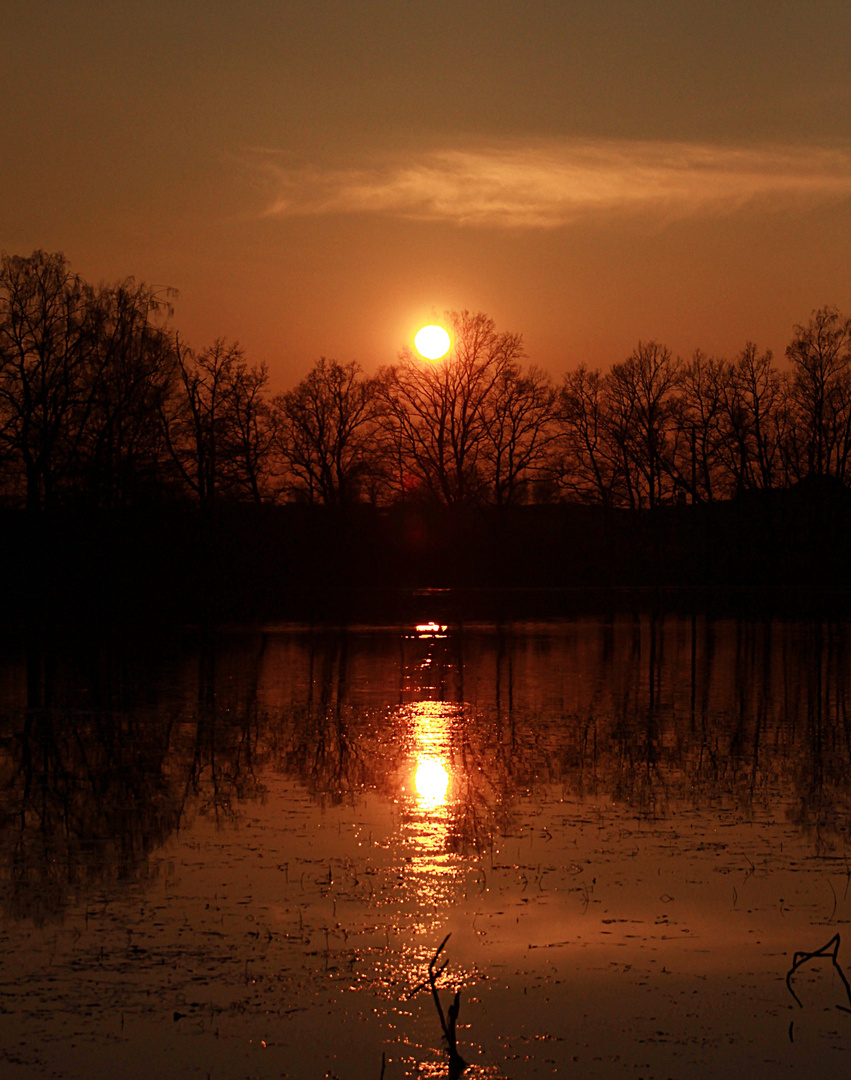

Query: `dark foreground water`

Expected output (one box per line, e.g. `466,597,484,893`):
1,611,850,1078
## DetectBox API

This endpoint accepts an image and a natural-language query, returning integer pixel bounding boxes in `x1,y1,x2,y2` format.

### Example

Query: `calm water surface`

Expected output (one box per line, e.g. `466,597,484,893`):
1,614,850,1079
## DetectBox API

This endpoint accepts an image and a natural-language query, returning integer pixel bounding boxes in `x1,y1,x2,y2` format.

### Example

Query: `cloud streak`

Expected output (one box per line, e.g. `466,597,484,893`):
260,140,851,229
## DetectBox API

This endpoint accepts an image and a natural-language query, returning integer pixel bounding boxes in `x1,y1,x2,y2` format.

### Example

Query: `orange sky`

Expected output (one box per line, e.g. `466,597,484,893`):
4,1,850,391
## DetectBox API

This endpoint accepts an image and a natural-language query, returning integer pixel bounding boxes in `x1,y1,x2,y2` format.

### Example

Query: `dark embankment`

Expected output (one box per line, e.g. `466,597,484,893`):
2,478,850,627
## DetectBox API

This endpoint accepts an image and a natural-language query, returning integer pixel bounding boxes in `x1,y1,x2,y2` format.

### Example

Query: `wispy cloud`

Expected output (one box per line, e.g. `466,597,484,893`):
258,139,851,229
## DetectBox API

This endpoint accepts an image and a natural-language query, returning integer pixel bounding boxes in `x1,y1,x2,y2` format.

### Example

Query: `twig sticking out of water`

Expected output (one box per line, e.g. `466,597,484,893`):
415,933,468,1078
786,932,851,1011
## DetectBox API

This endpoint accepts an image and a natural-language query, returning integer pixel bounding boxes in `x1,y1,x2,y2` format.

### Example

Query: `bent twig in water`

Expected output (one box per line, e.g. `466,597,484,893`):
426,933,468,1078
786,932,851,1011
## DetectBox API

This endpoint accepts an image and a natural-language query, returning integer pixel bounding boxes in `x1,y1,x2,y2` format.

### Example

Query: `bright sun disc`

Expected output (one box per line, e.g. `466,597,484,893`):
415,325,451,360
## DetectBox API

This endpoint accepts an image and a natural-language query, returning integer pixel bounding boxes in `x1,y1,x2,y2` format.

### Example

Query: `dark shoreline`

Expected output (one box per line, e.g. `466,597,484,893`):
1,485,850,628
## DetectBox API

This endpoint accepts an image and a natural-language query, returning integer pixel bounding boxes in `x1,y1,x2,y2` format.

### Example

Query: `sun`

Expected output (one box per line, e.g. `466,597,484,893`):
414,324,451,360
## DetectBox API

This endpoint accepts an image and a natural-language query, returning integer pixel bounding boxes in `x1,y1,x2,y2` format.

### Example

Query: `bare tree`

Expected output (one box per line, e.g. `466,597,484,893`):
716,343,790,494
672,350,730,503
377,310,523,504
785,306,851,483
162,338,271,506
478,364,557,505
77,278,176,506
555,364,621,506
0,251,97,510
605,341,681,509
225,361,274,504
271,357,379,505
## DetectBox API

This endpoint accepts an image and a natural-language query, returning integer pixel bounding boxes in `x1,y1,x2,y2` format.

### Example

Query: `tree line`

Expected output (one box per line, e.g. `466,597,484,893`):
2,249,849,513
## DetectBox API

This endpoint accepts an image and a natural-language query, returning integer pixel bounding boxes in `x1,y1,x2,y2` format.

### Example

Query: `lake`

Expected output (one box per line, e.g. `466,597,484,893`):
1,607,850,1078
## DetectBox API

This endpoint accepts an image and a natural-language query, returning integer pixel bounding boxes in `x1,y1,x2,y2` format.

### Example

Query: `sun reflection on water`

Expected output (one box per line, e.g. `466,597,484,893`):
399,700,461,875
414,757,449,807
409,699,454,809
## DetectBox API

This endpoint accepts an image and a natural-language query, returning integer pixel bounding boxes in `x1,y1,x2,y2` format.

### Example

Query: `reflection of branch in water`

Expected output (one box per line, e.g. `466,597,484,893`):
786,932,851,1011
182,703,266,823
441,715,527,855
283,703,407,806
0,696,268,924
0,709,181,924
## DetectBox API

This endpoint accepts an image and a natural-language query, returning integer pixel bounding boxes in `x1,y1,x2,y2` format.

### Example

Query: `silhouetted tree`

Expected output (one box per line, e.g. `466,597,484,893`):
555,364,622,506
6,247,851,533
719,343,790,494
785,306,851,482
224,360,274,504
671,350,730,503
606,341,680,509
479,363,557,505
161,338,272,506
377,310,523,504
271,357,380,504
75,278,176,506
0,251,98,510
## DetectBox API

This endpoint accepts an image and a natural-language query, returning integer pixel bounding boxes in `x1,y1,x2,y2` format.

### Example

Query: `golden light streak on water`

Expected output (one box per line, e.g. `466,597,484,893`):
399,701,460,890
410,700,454,811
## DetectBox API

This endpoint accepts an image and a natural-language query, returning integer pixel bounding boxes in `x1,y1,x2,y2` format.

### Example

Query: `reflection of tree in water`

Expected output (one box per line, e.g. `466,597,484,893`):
0,633,270,923
544,615,851,843
0,707,180,924
178,632,267,822
280,631,408,804
397,628,525,854
274,628,524,849
448,713,518,853
1,615,850,922
779,622,851,848
270,618,851,853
